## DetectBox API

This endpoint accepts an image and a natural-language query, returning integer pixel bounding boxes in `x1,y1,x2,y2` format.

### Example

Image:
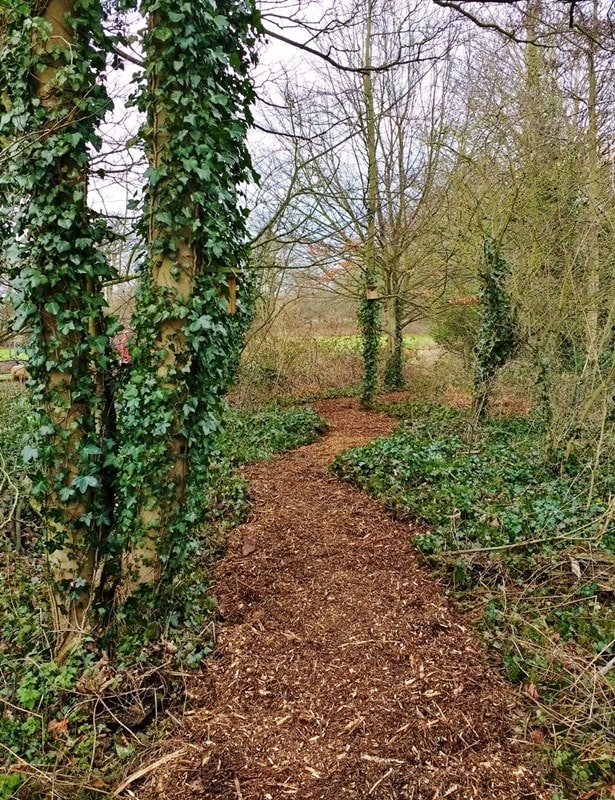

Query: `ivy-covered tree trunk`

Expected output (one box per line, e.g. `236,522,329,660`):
359,0,380,409
1,0,260,649
0,1,117,657
472,238,518,424
118,0,259,589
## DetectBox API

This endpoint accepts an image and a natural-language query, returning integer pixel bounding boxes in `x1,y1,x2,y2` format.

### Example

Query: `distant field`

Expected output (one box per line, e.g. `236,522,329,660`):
313,334,435,353
0,349,27,381
0,348,26,360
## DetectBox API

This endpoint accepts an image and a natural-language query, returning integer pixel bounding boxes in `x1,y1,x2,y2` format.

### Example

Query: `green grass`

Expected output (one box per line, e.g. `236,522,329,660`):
0,348,26,360
312,333,435,353
332,401,615,798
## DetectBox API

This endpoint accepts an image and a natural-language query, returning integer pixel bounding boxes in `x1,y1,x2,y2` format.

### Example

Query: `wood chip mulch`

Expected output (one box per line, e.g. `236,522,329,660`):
134,397,546,800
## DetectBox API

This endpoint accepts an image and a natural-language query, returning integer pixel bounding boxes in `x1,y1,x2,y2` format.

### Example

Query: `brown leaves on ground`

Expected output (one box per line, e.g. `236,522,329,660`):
132,398,546,800
47,718,69,738
580,787,615,800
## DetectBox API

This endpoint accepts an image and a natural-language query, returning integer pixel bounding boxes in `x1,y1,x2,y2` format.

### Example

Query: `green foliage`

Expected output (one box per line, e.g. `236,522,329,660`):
0,557,90,772
315,334,431,354
432,303,480,363
220,406,327,464
0,774,24,799
473,239,519,420
333,406,612,555
0,390,33,468
358,295,380,408
0,1,122,631
0,388,35,548
1,0,263,636
332,401,615,794
383,295,405,390
114,0,262,579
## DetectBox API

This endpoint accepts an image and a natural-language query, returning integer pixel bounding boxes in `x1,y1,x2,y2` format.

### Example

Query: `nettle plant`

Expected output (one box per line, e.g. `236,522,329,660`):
0,0,260,658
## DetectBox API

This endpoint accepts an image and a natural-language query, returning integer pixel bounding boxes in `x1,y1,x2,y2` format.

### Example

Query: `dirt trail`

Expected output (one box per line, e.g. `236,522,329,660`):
138,398,543,800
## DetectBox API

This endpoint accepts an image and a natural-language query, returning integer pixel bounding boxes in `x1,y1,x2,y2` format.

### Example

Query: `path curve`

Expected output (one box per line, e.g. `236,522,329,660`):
138,398,543,800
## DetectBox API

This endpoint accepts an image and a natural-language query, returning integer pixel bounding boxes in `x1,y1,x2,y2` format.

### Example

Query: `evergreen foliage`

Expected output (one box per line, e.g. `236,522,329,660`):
358,293,380,408
0,0,122,643
473,238,518,421
115,0,261,588
0,0,262,646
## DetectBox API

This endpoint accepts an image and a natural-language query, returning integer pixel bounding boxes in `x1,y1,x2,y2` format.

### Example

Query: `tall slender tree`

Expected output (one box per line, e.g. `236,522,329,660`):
117,0,260,588
0,0,118,656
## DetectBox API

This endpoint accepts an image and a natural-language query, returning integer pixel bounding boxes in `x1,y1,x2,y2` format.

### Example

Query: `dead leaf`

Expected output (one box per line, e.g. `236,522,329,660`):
529,729,544,744
242,540,257,556
48,718,68,737
609,785,615,799
570,557,582,579
524,682,540,701
161,637,178,654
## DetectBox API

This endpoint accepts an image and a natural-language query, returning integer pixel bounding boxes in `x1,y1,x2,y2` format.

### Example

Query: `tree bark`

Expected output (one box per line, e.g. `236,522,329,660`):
585,0,600,367
31,0,110,658
359,0,380,409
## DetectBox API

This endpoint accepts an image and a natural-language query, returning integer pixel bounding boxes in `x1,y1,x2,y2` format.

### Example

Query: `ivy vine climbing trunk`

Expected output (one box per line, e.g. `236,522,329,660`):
117,0,260,590
0,0,117,658
472,239,518,425
359,0,380,409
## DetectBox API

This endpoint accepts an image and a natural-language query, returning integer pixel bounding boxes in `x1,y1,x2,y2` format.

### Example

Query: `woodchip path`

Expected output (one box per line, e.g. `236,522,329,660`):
135,397,544,800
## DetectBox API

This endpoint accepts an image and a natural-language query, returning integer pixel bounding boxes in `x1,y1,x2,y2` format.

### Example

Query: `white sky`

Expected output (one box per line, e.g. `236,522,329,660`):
89,3,315,217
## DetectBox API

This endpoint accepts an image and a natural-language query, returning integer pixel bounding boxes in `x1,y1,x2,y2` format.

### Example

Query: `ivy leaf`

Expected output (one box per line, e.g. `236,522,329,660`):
72,475,99,493
189,315,213,332
81,443,102,457
22,445,38,463
45,301,60,316
144,166,163,187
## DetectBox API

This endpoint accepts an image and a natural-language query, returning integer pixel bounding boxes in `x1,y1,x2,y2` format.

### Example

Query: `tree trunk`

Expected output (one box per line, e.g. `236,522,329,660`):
383,268,404,390
118,0,258,591
359,0,380,409
585,1,600,367
29,0,114,658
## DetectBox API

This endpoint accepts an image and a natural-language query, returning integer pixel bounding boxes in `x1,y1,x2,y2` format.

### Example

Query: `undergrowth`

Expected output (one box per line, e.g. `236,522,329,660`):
0,400,326,798
332,400,615,799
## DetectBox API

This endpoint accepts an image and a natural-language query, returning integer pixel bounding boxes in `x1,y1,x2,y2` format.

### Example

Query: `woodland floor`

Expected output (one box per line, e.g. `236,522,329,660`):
134,397,547,800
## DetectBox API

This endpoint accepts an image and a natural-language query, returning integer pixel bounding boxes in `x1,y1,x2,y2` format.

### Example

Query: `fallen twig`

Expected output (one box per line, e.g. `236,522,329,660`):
114,749,186,796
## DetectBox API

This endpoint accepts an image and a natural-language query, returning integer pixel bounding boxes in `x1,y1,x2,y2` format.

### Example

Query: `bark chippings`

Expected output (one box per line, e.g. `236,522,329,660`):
136,397,545,800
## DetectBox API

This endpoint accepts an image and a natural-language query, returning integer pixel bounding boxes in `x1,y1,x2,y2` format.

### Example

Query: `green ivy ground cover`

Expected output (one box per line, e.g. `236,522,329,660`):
332,401,615,798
